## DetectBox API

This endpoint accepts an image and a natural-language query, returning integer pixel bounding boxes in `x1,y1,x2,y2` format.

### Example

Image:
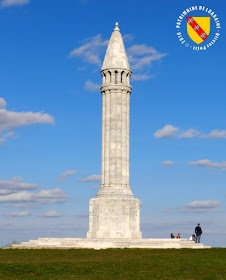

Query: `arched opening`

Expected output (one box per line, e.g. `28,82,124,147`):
108,71,111,84
126,73,130,84
102,73,106,84
115,71,118,84
121,71,124,83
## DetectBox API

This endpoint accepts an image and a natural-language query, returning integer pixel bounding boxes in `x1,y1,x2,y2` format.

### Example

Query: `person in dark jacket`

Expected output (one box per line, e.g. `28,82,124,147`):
195,223,202,243
171,233,175,238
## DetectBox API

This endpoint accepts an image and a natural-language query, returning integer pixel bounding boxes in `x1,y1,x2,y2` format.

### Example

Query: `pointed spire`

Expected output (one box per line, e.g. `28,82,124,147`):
101,22,130,71
114,22,120,31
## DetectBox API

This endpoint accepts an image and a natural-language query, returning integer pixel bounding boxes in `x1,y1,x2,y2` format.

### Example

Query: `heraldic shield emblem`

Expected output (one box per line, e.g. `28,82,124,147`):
187,17,211,44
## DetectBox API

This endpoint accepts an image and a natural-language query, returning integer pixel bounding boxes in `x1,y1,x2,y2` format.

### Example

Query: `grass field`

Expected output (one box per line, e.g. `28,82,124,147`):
0,248,225,280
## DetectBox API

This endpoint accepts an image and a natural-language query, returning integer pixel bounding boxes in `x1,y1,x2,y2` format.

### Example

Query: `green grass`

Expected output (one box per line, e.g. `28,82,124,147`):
0,248,225,280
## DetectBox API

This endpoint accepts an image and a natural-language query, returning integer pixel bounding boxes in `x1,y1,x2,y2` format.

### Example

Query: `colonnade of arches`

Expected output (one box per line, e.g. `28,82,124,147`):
101,70,131,85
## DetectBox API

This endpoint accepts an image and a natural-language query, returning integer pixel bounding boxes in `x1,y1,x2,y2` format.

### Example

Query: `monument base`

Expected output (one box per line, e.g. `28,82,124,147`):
87,197,142,239
10,238,211,249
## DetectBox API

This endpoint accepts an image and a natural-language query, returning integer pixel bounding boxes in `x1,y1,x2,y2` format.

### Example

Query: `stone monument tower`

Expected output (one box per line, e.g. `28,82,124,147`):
12,23,210,249
87,23,142,239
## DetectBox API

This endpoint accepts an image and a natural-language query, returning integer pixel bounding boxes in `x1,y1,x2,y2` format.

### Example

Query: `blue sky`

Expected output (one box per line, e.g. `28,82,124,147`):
0,0,225,247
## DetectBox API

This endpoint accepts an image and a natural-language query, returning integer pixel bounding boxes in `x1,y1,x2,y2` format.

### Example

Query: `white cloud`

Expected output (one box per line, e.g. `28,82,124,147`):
0,131,14,144
0,98,54,143
84,80,100,91
69,34,108,65
180,129,200,138
189,159,212,167
57,170,79,182
0,98,7,108
206,129,226,139
154,125,226,139
186,200,221,208
0,108,54,133
154,125,179,138
1,0,29,8
0,178,39,195
79,174,101,183
127,44,166,70
166,200,221,213
70,34,166,82
0,177,67,206
39,210,62,217
12,203,37,208
6,211,31,217
35,188,67,203
131,74,153,81
0,188,67,204
161,160,175,166
12,176,23,182
188,159,226,171
122,34,134,42
182,200,221,213
154,125,199,139
70,35,166,72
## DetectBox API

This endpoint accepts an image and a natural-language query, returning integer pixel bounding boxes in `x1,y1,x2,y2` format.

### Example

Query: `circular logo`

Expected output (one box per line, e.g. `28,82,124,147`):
176,6,221,51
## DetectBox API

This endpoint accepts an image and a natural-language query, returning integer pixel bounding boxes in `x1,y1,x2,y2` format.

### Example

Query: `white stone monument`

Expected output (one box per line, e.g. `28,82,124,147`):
87,22,142,239
11,23,210,249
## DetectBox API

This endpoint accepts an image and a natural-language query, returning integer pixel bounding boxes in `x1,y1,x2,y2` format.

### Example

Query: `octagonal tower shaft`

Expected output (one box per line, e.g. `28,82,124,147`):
87,23,141,239
97,23,133,198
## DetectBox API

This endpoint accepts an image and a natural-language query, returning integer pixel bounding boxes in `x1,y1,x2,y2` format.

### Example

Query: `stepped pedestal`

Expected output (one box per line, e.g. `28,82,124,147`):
11,238,211,250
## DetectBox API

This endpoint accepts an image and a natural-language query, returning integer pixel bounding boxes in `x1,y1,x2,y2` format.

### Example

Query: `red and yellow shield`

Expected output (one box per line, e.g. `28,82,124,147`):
187,17,210,44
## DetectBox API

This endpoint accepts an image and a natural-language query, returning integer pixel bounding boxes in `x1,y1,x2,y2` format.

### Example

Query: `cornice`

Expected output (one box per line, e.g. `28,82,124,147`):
100,84,132,93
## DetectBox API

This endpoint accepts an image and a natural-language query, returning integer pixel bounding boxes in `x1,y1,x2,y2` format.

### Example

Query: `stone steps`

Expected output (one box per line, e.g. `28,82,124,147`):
10,238,211,249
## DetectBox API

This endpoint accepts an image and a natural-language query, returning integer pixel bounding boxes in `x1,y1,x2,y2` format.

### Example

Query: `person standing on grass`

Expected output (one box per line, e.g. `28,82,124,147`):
176,233,180,239
195,223,202,243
